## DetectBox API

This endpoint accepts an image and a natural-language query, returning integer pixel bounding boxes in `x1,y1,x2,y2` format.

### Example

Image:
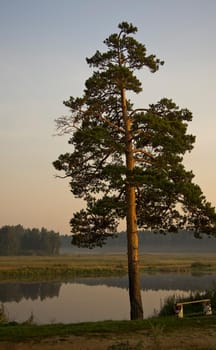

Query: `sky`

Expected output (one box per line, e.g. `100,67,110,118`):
0,0,216,235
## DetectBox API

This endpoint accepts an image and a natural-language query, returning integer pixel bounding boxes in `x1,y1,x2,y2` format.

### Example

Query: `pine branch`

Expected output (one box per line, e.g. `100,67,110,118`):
132,148,154,159
133,156,152,165
97,113,125,134
129,108,149,118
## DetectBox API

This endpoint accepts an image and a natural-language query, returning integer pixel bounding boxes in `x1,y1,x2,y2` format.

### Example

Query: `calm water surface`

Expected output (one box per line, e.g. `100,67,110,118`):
2,273,216,324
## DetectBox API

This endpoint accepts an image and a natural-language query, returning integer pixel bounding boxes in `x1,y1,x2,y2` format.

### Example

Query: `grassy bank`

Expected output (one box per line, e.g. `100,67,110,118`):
0,316,215,342
0,253,216,280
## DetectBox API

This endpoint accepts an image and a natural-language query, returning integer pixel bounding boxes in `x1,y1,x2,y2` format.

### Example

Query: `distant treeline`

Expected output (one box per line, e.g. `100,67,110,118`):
0,225,60,256
1,226,216,256
60,230,216,254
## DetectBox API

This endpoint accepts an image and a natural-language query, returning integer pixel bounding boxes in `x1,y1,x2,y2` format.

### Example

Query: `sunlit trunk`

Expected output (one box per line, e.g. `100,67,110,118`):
121,87,144,320
126,184,144,320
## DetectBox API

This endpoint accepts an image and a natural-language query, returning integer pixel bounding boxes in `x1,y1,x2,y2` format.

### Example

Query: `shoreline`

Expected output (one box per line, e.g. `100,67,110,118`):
0,253,216,281
1,317,216,349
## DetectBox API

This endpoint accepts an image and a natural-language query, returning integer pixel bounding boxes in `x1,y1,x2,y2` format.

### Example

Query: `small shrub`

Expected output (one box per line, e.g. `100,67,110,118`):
149,321,164,348
0,303,9,323
191,262,211,270
159,295,176,316
23,312,36,325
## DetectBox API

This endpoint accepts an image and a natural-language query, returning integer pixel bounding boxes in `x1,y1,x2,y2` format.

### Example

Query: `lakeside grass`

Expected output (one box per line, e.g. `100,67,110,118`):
0,255,127,280
0,315,216,342
0,253,216,280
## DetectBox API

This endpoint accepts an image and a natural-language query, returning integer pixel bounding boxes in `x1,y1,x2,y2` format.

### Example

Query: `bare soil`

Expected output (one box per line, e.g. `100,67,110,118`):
1,327,216,350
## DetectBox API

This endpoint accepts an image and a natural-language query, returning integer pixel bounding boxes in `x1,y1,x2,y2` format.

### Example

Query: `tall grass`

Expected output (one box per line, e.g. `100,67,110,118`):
0,266,127,281
159,288,216,316
0,304,8,323
1,254,216,281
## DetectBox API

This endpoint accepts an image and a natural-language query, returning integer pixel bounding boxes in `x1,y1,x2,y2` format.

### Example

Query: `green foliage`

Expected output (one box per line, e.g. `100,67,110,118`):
0,304,8,323
159,295,177,317
54,21,216,248
191,262,212,270
22,312,36,325
159,289,216,317
0,225,60,256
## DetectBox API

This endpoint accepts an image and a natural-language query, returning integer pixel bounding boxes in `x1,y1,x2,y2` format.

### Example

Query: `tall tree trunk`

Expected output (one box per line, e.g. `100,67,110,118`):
121,87,144,320
126,184,144,320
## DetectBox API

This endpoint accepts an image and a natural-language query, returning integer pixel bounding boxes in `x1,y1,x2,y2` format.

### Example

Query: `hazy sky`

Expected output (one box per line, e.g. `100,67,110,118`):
1,0,216,234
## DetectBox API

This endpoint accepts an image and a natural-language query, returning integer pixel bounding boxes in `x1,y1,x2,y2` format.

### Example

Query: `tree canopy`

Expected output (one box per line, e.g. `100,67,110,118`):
54,22,216,246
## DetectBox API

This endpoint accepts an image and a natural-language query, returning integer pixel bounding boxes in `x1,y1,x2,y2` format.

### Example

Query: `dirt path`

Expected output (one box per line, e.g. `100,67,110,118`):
1,327,216,350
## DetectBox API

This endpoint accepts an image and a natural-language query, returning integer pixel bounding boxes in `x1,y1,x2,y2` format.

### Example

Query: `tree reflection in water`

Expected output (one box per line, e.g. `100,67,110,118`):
1,273,216,323
0,282,61,302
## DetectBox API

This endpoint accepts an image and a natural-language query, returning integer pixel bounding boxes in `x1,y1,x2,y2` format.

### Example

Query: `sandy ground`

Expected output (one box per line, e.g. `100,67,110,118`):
1,327,216,350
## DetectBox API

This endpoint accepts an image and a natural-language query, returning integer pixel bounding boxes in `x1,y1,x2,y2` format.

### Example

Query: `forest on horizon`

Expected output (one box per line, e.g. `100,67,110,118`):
1,225,216,255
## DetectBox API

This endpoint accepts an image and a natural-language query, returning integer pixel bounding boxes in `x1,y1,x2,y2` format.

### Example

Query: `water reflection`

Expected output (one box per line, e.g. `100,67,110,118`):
1,273,216,324
0,282,61,302
73,273,216,291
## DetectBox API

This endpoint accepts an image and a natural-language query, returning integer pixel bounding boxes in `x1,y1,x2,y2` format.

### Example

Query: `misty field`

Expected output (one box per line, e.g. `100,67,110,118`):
0,253,216,280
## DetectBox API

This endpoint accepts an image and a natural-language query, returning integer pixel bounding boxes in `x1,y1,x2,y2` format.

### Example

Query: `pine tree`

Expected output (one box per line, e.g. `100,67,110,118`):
53,22,216,320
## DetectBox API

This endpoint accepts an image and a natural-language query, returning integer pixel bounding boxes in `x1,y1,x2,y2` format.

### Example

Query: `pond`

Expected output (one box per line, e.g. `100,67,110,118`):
1,273,216,324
